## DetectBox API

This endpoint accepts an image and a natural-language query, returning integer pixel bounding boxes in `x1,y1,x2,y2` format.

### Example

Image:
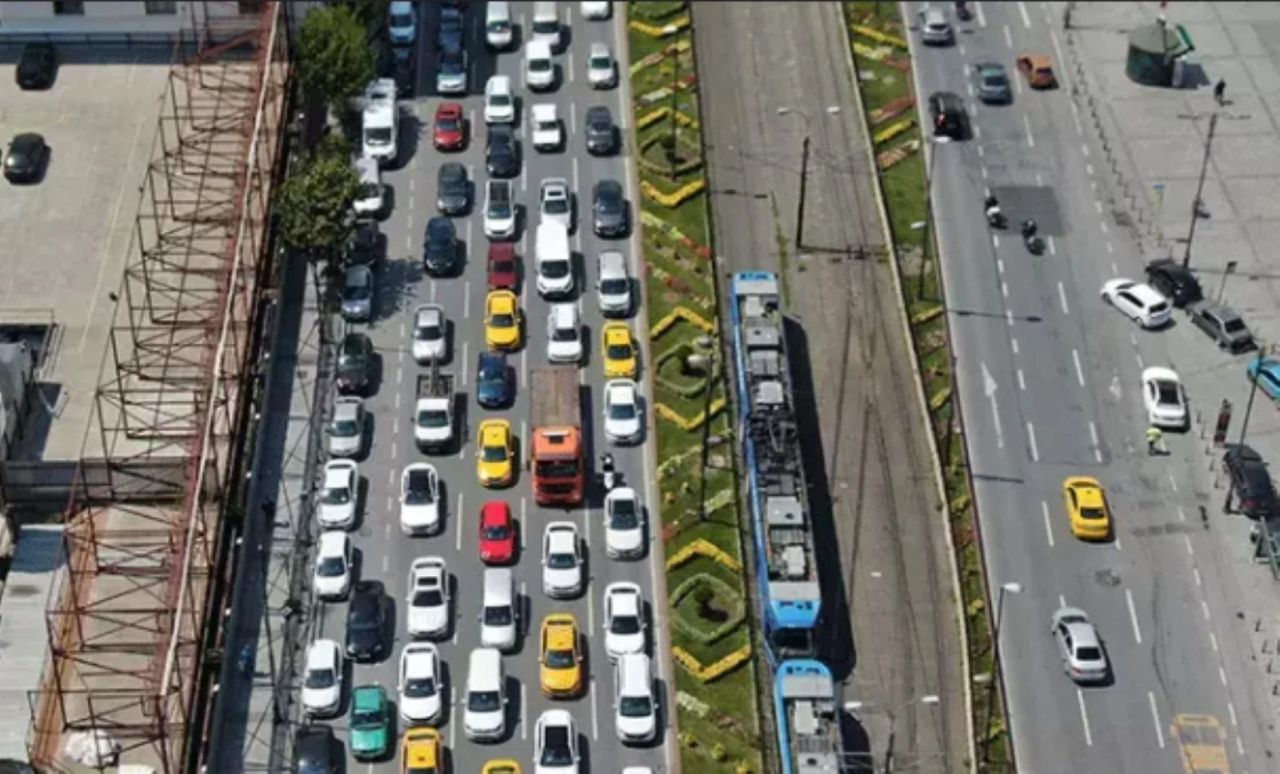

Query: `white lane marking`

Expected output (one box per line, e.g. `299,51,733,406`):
1126,588,1142,644
521,681,528,740
997,258,1005,275
1047,235,1056,255
1235,735,1244,755
408,194,417,212
1105,241,1114,254
1071,100,1084,134
1017,369,1026,391
981,165,989,180
1209,630,1217,651
567,51,575,83
1003,23,1013,47
1228,701,1238,727
1059,594,1066,609
521,497,528,550
1006,308,1013,326
1100,220,1109,234
1110,262,1119,274
1023,114,1035,147
462,280,471,319
966,82,975,98
409,177,416,192
1081,143,1090,158
976,0,987,27
1001,281,1009,298
382,554,390,572
1095,200,1103,214
1177,507,1186,522
993,234,999,249
1027,421,1039,461
520,347,529,386
1077,689,1093,745
570,100,577,135
1148,692,1165,748
1088,420,1100,448
1085,163,1094,176
407,233,414,251
1184,534,1194,556
1219,665,1227,685
589,679,600,740
455,492,465,551
1072,349,1085,386
958,43,967,57
430,279,438,302
1041,500,1055,547
1203,600,1212,621
1136,353,1145,370
1168,471,1178,492
1011,338,1019,355
1035,172,1043,186
572,155,581,194
1115,534,1122,551
449,687,458,748
461,341,470,387
521,152,529,192
391,441,398,460
1017,0,1032,27
1058,282,1070,314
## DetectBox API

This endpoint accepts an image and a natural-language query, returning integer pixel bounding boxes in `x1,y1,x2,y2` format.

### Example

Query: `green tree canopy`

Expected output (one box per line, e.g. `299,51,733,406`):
297,3,376,112
275,134,359,256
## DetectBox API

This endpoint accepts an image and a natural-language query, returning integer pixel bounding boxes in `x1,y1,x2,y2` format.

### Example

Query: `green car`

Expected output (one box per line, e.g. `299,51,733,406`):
349,684,390,761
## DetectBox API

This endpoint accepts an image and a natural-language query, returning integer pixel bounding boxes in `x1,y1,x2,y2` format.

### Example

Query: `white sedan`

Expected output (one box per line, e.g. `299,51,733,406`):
603,379,643,444
301,639,344,717
539,178,573,231
580,0,610,20
406,557,451,639
1142,366,1187,429
542,522,584,598
586,41,616,88
604,486,644,559
412,304,448,363
603,582,647,658
312,530,353,600
535,709,580,774
484,74,516,124
400,463,441,536
317,459,358,529
398,642,444,725
1100,278,1172,329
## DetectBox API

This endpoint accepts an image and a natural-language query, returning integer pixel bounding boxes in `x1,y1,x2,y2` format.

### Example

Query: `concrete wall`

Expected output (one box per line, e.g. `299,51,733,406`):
0,1,258,36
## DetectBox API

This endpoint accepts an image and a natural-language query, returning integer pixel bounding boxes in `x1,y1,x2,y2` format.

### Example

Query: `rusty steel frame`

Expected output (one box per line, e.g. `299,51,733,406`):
27,3,289,771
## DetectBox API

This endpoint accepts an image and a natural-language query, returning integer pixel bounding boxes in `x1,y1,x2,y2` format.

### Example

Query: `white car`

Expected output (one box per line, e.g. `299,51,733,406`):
1100,278,1172,329
531,104,563,152
313,530,353,600
1050,606,1109,684
353,157,385,216
326,396,366,458
603,582,647,658
596,250,632,316
580,1,611,20
542,522,584,598
539,178,573,231
398,642,444,725
614,653,657,744
412,304,448,364
388,0,417,44
485,179,517,239
317,460,358,529
1142,366,1187,429
546,303,583,364
484,75,516,124
406,557,451,639
604,486,644,559
586,41,617,88
301,639,344,717
400,463,441,536
603,379,643,445
534,709,580,774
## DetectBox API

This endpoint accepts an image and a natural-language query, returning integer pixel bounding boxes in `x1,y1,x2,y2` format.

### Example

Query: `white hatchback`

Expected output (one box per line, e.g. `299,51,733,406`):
412,304,448,364
546,303,583,364
406,557,451,639
1100,278,1171,329
317,460,358,530
301,639,344,717
313,530,353,600
398,642,444,725
484,75,516,124
400,463,441,536
603,379,643,445
541,522,584,598
1142,366,1187,429
604,486,644,559
603,582,647,659
539,178,573,231
586,41,616,88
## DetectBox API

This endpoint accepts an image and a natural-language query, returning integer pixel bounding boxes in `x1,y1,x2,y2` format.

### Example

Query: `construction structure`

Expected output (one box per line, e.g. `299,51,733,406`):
24,2,290,770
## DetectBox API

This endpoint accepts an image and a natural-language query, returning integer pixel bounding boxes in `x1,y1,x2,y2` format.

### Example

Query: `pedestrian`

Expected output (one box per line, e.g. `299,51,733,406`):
1214,78,1226,106
1146,425,1163,455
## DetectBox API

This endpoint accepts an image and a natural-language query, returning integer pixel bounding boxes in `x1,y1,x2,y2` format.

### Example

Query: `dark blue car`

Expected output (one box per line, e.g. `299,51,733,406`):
476,351,512,408
1247,357,1280,402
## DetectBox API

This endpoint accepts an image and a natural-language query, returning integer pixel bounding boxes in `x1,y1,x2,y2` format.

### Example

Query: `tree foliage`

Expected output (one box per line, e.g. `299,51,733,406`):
297,3,376,112
275,134,359,256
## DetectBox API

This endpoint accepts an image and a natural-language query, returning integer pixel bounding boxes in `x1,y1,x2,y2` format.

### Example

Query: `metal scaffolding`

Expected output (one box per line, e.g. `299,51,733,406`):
26,3,290,770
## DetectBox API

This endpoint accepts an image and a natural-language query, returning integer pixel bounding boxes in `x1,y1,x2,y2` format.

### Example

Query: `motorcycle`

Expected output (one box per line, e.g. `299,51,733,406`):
955,1,973,21
986,207,1008,230
601,453,619,490
1021,221,1045,255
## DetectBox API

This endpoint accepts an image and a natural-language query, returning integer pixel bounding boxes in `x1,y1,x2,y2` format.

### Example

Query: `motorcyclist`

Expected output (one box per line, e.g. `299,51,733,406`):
984,194,1001,219
600,452,617,489
1021,218,1038,239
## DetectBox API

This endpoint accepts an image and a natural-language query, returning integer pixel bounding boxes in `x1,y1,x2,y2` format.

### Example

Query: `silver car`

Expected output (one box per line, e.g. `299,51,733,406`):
341,263,374,321
1050,607,1109,684
920,6,954,45
326,397,366,458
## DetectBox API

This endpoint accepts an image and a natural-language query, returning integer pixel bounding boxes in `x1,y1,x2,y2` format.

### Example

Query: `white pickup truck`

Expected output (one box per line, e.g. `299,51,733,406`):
414,368,455,453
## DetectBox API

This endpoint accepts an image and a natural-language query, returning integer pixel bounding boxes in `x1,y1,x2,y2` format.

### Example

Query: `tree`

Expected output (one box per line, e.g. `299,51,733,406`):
274,134,359,259
296,4,376,114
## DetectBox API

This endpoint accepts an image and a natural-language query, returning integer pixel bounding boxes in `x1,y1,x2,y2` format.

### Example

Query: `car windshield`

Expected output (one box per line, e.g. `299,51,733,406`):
344,283,370,301
366,128,392,145
619,695,652,717
305,667,335,689
982,73,1007,87
552,326,577,342
317,557,345,577
1224,319,1246,333
530,58,552,72
468,690,501,712
484,522,510,540
331,418,358,436
590,54,611,69
390,13,412,26
489,93,511,106
353,705,382,727
437,116,460,132
358,183,381,200
1156,382,1179,405
403,676,436,698
547,551,576,570
609,401,635,420
405,480,434,505
545,647,575,668
482,444,508,462
1078,506,1106,521
491,312,514,327
339,354,363,370
480,363,504,381
608,342,632,359
545,196,568,214
540,730,572,764
611,612,640,634
417,323,441,340
609,501,638,529
541,260,569,278
418,410,449,428
487,20,509,33
601,277,628,294
321,485,349,505
412,588,443,607
490,201,511,217
483,605,512,625
441,57,464,74
1076,646,1102,662
533,19,558,34
537,460,579,477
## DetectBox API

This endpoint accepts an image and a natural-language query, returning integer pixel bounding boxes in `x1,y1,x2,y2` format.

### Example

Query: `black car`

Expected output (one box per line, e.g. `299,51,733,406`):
928,91,966,140
437,162,470,215
486,126,521,178
347,220,380,265
1145,259,1203,308
476,350,513,408
584,105,617,155
592,179,628,238
346,580,389,661
423,216,460,276
16,43,56,90
438,5,464,49
393,52,415,98
336,333,375,395
3,133,47,184
293,724,340,774
1224,443,1279,518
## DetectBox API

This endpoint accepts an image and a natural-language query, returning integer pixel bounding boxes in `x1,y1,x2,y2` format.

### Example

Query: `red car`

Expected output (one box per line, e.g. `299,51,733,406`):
487,243,518,290
433,102,465,151
478,500,516,564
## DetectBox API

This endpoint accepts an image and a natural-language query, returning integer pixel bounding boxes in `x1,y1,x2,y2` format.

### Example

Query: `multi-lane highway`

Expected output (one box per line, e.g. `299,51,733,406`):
910,1,1271,770
303,2,673,771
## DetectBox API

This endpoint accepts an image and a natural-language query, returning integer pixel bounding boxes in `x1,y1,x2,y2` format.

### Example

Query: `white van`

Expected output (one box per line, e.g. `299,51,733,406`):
485,1,514,50
479,568,518,652
464,648,507,741
532,1,561,49
525,39,555,91
361,78,398,165
535,222,574,298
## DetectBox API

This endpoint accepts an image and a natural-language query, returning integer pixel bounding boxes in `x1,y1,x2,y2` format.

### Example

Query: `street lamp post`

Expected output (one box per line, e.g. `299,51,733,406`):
980,581,1023,765
1182,111,1219,270
844,694,942,773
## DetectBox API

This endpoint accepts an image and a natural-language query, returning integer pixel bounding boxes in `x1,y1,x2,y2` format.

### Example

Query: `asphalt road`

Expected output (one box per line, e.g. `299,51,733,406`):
694,2,968,771
910,1,1272,770
303,3,674,772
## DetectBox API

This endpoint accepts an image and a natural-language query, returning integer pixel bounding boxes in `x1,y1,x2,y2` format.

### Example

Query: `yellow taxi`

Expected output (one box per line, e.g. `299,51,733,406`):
601,321,637,379
481,761,521,774
485,290,522,350
1062,476,1111,541
539,613,584,698
476,419,515,488
401,727,441,774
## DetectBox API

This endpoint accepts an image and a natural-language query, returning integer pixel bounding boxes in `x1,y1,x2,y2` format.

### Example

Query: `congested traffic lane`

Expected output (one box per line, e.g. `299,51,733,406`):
307,2,673,771
909,1,1267,771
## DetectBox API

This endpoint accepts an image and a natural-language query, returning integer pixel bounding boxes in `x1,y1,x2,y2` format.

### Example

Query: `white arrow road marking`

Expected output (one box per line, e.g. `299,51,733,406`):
982,362,1003,448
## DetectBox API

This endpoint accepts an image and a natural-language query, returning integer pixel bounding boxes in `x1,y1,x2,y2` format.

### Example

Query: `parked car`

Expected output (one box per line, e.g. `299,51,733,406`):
603,582,647,658
485,74,517,124
399,463,442,536
1144,259,1203,308
412,304,449,364
603,378,643,444
302,639,345,717
433,102,466,151
406,557,451,639
423,217,460,276
348,684,391,761
487,242,519,290
16,42,57,89
920,5,954,45
437,162,470,215
346,220,380,264
313,531,354,600
438,4,464,48
293,725,340,774
1050,607,1109,684
1141,367,1188,429
1247,357,1280,403
341,263,375,321
535,710,580,774
539,178,573,231
586,41,617,88
1099,278,1171,329
336,332,375,395
542,522,585,598
1187,300,1253,352
388,0,417,45
398,642,444,725
604,486,644,559
3,132,48,183
1223,443,1279,518
346,581,389,661
318,460,359,530
436,43,467,94
326,396,366,458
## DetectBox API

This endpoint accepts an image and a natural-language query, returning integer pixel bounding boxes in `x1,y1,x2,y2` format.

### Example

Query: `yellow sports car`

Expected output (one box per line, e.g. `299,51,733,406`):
539,614,584,698
1063,476,1111,541
401,727,440,774
481,761,521,774
485,290,522,350
476,419,515,488
601,321,637,379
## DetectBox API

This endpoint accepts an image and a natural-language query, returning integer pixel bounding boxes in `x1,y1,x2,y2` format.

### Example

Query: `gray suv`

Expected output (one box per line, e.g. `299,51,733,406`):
584,105,616,155
341,263,374,321
1188,300,1253,352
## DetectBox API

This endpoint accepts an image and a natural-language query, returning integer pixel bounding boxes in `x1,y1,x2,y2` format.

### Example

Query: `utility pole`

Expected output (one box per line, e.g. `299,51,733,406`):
796,135,810,250
1182,111,1218,269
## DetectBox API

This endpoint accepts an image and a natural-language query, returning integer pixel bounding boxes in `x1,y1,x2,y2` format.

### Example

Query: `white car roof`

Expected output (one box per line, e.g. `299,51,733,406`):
550,303,577,328
318,530,348,555
542,177,569,194
606,486,638,505
1142,366,1179,383
599,250,627,277
307,639,339,668
532,103,557,121
415,304,443,326
487,74,511,92
589,41,610,58
607,379,637,402
607,583,641,612
546,522,577,550
402,643,438,674
1129,283,1167,306
323,461,353,488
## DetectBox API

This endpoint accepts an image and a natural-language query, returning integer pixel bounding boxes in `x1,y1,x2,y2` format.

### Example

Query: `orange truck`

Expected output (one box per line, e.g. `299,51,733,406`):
529,366,584,506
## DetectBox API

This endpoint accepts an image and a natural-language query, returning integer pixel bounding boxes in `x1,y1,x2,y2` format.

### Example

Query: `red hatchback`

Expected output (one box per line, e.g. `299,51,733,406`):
478,500,516,564
433,102,465,151
487,243,518,291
